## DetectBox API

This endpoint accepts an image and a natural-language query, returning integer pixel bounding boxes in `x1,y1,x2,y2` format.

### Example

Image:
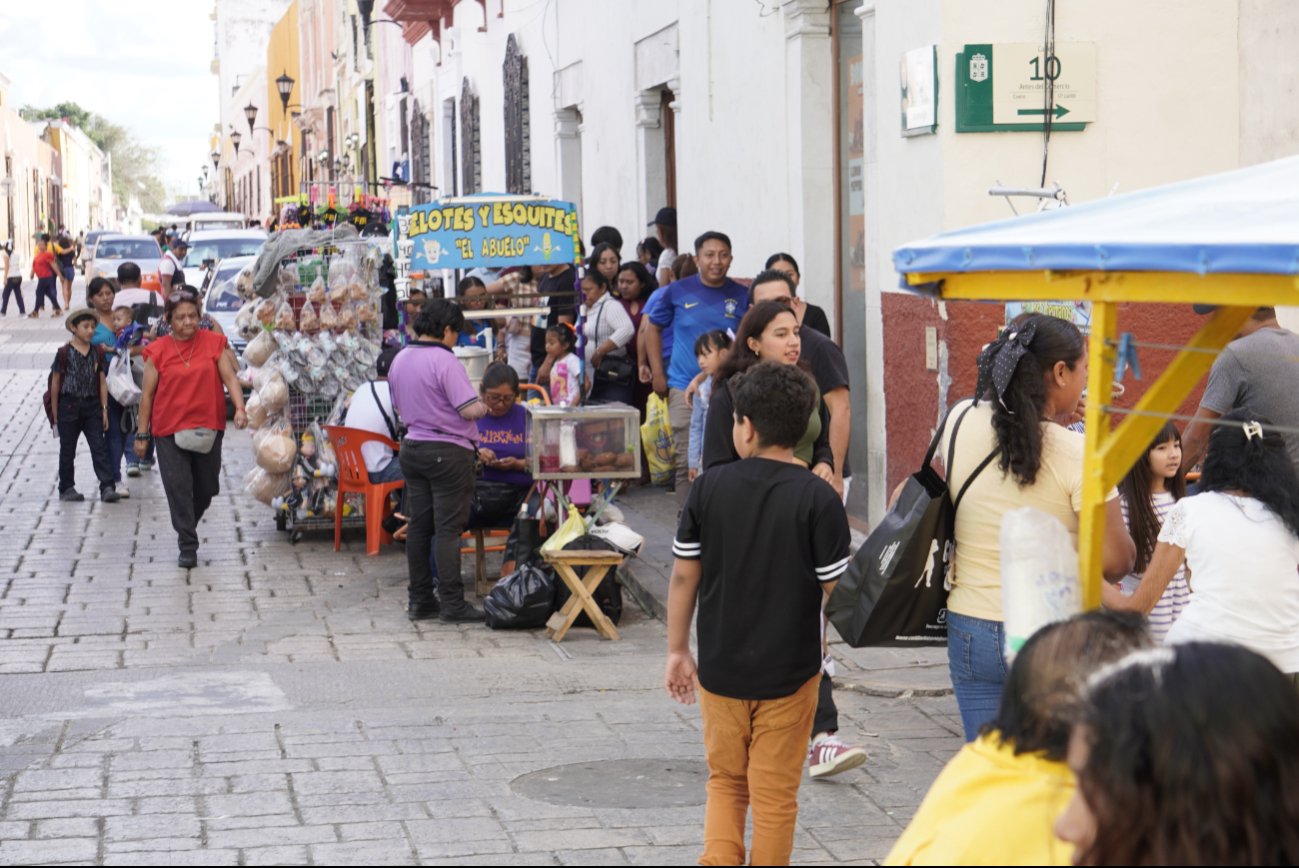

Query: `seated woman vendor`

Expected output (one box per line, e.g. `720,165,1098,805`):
472,362,532,529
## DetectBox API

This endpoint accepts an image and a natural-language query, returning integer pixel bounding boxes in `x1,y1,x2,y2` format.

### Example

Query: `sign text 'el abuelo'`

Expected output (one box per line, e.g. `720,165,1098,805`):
401,196,581,271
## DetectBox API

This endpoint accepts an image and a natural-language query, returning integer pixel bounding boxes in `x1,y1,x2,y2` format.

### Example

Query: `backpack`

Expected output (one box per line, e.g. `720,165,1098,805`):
43,344,106,429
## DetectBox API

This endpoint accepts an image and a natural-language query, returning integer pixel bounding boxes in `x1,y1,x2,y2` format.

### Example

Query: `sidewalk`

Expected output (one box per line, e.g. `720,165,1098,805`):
0,310,963,865
615,484,955,698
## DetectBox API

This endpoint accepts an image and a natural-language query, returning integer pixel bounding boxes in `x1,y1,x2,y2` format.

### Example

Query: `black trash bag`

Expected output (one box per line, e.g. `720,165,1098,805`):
553,534,624,627
483,562,556,630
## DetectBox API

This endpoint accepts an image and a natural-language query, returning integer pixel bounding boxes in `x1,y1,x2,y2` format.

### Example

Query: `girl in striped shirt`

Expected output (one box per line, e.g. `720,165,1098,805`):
1117,422,1188,642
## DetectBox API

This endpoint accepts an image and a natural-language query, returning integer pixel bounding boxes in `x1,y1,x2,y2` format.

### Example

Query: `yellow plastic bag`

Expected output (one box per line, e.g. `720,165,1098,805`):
541,504,587,555
641,394,674,485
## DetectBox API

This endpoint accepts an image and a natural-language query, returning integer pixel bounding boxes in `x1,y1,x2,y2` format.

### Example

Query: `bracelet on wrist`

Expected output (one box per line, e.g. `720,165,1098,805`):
135,433,150,441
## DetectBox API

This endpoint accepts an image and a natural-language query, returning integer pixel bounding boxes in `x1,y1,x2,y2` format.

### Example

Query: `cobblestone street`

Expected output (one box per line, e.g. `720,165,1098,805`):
0,311,961,865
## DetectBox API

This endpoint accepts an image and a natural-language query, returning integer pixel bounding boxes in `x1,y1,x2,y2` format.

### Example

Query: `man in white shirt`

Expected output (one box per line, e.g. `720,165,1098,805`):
158,237,189,294
344,347,403,482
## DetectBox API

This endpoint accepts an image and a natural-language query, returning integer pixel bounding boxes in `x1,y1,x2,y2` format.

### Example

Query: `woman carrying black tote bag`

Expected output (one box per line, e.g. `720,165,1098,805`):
826,402,997,646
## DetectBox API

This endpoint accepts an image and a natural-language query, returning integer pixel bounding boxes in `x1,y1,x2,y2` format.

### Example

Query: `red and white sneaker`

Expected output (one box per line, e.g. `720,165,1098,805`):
808,733,867,780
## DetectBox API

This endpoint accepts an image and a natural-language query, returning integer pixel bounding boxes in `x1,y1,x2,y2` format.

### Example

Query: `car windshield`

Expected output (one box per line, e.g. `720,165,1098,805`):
185,238,263,267
96,240,160,260
192,220,245,231
205,282,244,312
205,263,250,312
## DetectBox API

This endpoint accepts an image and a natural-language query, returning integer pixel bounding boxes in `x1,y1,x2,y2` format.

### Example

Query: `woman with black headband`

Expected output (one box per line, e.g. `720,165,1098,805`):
939,313,1135,740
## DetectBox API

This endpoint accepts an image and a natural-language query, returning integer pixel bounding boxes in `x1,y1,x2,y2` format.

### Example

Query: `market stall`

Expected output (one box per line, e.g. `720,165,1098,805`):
395,193,636,538
234,224,388,541
892,155,1299,606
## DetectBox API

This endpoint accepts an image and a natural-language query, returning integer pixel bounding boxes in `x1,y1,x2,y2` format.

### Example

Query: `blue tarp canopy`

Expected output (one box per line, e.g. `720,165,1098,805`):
894,155,1299,281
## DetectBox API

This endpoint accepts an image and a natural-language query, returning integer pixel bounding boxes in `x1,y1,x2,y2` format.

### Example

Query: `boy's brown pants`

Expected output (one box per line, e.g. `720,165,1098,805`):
697,673,820,866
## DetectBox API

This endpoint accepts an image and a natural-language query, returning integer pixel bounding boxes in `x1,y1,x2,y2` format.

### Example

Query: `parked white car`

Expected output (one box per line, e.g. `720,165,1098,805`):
182,229,267,291
85,235,162,284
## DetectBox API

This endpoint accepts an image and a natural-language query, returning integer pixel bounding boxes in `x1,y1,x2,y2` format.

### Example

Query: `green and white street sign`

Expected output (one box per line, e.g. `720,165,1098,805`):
956,42,1096,133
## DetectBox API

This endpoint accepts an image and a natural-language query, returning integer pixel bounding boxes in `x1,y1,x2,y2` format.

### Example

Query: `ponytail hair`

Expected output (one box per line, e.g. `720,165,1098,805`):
975,313,1084,486
1201,411,1299,537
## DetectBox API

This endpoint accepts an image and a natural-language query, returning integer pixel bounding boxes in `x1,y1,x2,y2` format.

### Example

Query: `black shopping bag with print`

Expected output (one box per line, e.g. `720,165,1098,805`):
826,402,997,647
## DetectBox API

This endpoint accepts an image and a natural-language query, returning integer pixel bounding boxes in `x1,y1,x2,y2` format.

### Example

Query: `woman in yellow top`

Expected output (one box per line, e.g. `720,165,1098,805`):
886,610,1150,867
940,314,1134,739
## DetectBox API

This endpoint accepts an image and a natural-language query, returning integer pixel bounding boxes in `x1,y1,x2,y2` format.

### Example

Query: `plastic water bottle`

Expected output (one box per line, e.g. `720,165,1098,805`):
999,508,1082,662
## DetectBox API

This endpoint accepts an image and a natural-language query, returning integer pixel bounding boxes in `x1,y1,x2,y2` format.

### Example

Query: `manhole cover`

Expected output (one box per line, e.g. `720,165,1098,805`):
511,758,708,808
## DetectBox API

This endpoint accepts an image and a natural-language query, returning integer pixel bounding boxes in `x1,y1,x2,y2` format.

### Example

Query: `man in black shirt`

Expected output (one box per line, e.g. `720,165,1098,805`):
665,362,850,865
529,262,579,376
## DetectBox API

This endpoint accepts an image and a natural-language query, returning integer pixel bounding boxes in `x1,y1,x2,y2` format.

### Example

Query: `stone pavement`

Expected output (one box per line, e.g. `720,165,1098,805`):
0,309,963,866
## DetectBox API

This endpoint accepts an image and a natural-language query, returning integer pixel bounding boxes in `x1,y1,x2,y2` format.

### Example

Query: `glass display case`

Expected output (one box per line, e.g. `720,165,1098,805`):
527,404,642,480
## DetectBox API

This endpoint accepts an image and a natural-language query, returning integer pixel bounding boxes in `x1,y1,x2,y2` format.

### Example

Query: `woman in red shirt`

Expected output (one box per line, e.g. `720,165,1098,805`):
135,289,247,568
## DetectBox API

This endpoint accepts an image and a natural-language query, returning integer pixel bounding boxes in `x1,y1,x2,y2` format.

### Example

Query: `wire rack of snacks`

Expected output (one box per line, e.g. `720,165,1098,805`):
234,236,387,541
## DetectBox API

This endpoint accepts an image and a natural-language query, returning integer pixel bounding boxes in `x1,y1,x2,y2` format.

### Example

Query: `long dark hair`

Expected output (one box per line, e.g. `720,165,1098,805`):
975,313,1084,486
1200,410,1299,537
1075,642,1299,865
716,301,801,385
1119,422,1187,573
984,610,1149,761
616,261,657,300
587,242,619,275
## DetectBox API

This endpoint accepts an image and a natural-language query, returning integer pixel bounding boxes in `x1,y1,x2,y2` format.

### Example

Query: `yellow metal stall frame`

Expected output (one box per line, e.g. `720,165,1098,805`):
903,269,1299,607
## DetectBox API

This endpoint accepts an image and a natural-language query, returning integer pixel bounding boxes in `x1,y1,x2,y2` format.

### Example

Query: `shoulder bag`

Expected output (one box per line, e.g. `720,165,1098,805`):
825,401,999,647
591,296,634,387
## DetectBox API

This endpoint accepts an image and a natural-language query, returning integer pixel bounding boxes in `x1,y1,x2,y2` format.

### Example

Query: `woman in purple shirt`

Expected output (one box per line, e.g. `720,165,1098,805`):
472,363,532,526
388,299,495,624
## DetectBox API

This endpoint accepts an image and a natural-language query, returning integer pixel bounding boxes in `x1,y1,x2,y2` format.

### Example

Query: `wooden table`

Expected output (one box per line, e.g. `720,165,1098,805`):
543,549,624,642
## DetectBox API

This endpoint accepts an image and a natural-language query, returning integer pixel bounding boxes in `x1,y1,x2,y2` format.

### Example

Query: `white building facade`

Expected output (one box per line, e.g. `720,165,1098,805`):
380,0,1299,520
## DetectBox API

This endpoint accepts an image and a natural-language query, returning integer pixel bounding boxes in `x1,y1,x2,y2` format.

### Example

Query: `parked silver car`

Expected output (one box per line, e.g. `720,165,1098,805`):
203,255,256,356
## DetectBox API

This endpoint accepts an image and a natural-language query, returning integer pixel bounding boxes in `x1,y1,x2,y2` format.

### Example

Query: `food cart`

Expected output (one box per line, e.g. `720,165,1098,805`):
234,224,387,541
892,156,1299,606
394,193,638,519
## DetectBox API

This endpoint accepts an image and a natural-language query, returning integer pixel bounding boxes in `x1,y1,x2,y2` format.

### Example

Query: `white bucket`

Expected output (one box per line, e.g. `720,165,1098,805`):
453,346,491,390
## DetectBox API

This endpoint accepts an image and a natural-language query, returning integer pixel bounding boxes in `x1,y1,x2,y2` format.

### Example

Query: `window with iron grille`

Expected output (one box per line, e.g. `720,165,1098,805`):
411,99,432,205
460,78,481,194
503,34,531,194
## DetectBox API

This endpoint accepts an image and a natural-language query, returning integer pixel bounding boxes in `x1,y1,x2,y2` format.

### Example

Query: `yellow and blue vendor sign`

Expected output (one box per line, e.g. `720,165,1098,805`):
400,194,582,270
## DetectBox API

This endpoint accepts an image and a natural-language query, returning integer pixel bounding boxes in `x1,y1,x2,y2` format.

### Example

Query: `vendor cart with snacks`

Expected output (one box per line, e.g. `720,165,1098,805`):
233,225,388,542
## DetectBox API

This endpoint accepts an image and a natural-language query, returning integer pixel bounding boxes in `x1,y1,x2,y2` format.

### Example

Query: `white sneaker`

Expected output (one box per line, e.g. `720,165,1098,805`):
126,465,141,478
808,733,867,780
116,484,130,499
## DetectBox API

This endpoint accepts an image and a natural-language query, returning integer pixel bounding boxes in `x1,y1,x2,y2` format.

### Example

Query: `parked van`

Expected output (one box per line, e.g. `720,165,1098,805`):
185,212,247,234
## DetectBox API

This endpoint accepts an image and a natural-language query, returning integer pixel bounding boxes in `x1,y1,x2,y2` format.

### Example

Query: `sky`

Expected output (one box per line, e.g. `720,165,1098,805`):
0,0,219,205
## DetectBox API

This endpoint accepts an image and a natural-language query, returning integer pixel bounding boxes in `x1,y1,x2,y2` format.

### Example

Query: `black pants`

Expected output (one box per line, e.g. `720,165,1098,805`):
56,396,114,495
34,276,59,311
2,277,24,314
813,673,838,736
399,439,476,611
154,432,224,555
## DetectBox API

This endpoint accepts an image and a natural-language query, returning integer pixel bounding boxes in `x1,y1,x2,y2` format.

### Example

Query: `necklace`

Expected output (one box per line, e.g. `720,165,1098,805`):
174,336,198,368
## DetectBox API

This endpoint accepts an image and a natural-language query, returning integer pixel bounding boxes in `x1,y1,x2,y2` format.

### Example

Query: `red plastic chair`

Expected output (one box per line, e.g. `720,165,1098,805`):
323,425,404,556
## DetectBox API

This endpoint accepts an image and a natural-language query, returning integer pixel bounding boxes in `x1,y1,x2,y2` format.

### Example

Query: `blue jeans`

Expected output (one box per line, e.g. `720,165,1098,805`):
105,398,126,483
946,611,1009,741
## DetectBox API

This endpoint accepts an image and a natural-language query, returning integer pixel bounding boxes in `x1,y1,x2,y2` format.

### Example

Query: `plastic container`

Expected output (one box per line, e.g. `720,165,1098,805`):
453,346,491,391
527,404,642,480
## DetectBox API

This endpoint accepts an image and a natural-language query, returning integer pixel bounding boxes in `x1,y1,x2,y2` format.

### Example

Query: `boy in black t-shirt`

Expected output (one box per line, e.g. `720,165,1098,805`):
665,362,850,866
50,309,119,504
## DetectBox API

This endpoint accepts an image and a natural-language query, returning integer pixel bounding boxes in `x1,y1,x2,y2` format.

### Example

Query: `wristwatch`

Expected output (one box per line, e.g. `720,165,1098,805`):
135,433,151,441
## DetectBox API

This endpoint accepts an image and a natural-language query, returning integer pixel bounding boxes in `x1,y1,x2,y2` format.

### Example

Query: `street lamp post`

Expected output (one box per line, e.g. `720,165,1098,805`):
244,102,258,135
231,130,242,157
